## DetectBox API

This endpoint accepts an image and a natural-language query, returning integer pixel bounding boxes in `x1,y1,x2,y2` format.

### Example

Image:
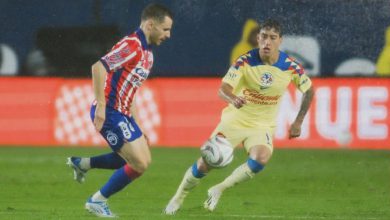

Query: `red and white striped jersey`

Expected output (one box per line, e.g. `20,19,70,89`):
99,28,153,115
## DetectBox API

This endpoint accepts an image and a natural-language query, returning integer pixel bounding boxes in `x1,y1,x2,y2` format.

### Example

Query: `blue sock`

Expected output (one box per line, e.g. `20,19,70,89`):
90,152,126,169
247,158,264,173
191,163,205,178
100,166,132,198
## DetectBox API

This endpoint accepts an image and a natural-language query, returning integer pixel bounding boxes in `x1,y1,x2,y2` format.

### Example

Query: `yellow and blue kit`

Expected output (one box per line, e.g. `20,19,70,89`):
212,49,312,150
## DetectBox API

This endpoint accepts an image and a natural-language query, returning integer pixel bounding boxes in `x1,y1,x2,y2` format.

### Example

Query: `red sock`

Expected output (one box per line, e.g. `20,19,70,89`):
123,164,142,180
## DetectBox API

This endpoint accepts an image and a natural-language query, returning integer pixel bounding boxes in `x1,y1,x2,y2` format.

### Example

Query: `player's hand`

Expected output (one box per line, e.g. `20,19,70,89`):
231,96,247,109
288,121,302,139
94,103,106,131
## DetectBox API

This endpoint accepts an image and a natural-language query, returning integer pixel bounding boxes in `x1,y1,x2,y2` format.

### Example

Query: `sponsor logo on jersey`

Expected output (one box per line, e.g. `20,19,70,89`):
227,71,238,80
134,67,149,79
243,89,281,105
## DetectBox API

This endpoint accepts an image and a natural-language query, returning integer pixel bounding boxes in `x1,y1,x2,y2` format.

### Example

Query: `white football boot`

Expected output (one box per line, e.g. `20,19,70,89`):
85,198,116,218
164,168,200,215
66,157,87,183
204,185,223,211
164,194,185,215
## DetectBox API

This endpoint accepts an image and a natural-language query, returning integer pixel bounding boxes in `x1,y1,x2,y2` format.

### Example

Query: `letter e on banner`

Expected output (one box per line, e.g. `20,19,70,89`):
357,87,388,139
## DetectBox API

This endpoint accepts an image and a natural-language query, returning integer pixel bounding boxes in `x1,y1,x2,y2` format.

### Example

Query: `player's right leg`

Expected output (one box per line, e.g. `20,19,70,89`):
67,156,89,183
67,152,126,183
67,104,127,183
204,144,272,211
164,157,210,215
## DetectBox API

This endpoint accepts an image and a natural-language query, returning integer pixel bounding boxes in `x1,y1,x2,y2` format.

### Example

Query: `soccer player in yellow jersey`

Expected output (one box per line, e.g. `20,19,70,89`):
164,19,314,215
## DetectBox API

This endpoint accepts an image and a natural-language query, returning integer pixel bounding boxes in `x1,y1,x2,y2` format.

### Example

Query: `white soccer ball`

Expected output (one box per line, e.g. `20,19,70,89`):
200,136,234,168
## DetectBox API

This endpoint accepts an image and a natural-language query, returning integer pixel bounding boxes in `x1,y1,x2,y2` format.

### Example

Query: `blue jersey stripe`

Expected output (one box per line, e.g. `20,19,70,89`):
245,49,292,71
108,69,122,108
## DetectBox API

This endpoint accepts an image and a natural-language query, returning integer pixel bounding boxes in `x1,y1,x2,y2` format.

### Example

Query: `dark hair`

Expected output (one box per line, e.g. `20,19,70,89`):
260,19,283,37
141,3,173,23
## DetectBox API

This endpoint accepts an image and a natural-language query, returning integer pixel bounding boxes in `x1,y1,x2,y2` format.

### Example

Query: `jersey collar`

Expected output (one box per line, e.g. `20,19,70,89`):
252,49,286,68
135,28,151,50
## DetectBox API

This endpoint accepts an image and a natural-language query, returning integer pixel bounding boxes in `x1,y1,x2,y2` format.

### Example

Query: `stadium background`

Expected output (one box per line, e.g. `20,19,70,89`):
0,1,389,219
1,0,389,77
0,0,389,149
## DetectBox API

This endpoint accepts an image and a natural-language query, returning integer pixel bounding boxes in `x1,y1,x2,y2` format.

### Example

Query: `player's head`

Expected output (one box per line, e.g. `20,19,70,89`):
257,19,283,57
141,3,174,46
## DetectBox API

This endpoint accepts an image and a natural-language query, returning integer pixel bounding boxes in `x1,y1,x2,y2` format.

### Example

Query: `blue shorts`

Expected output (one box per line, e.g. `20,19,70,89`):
90,105,143,151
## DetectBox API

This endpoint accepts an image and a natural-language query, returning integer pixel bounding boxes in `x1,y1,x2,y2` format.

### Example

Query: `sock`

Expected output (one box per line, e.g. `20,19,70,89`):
91,190,107,202
99,164,141,199
191,162,206,178
215,158,264,191
246,158,264,173
90,152,126,169
172,163,204,201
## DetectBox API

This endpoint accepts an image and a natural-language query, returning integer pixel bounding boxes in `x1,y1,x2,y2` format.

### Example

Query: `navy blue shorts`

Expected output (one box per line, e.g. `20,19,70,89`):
90,105,143,151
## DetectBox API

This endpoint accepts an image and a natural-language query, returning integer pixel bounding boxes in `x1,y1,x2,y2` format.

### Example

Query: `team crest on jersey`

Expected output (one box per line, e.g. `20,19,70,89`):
106,131,118,146
260,72,273,89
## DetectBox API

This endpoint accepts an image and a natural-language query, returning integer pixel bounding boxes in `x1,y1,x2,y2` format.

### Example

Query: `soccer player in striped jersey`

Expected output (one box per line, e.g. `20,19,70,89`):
164,19,314,214
67,3,173,217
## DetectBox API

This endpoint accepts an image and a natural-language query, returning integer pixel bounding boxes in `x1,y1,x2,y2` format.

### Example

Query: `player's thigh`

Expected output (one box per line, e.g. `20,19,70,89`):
248,145,272,165
97,108,149,166
117,135,151,172
244,129,274,164
210,122,245,148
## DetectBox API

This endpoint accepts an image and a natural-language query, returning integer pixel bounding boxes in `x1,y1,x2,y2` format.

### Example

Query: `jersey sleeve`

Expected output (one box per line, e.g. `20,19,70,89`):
291,64,312,93
100,39,141,72
222,59,246,88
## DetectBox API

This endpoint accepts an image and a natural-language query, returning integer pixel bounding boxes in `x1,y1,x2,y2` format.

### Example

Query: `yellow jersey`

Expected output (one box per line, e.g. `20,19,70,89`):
221,49,312,129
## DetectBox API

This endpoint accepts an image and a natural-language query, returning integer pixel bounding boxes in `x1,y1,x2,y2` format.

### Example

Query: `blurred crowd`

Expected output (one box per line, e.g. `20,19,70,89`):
1,0,389,78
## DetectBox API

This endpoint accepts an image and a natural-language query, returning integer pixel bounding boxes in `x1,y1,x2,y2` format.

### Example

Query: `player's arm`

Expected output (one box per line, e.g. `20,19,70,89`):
91,61,107,131
289,86,315,139
218,82,246,109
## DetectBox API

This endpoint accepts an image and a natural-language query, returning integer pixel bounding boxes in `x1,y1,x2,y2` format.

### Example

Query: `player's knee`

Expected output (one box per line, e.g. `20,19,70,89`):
257,155,269,165
132,159,151,173
249,145,272,165
197,157,210,173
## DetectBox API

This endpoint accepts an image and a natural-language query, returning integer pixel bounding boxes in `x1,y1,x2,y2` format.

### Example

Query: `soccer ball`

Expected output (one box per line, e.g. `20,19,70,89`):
200,136,234,168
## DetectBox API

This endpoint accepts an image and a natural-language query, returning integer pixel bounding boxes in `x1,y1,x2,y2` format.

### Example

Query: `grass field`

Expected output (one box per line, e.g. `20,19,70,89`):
0,147,389,220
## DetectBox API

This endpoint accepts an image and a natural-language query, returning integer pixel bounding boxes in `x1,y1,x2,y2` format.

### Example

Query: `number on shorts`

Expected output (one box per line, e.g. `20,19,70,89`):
118,122,132,139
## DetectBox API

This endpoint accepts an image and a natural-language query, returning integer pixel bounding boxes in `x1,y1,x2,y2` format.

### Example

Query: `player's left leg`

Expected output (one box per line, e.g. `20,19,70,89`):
85,110,150,217
67,152,126,183
164,157,210,215
86,135,150,217
204,129,273,211
67,104,128,183
165,123,242,215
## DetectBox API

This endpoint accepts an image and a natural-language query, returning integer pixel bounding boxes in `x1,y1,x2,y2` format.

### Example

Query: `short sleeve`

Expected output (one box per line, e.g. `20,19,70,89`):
100,40,141,72
223,66,245,88
291,65,312,93
222,55,248,89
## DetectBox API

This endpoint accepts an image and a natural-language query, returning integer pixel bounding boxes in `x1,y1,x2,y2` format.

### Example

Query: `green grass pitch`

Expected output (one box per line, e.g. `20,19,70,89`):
0,147,389,219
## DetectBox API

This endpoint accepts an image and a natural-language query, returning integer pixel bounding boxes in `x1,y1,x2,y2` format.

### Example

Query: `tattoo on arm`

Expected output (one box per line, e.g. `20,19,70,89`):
295,87,314,123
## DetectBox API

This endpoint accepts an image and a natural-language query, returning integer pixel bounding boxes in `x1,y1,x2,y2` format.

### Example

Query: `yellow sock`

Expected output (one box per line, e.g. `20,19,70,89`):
216,163,255,191
173,167,201,200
